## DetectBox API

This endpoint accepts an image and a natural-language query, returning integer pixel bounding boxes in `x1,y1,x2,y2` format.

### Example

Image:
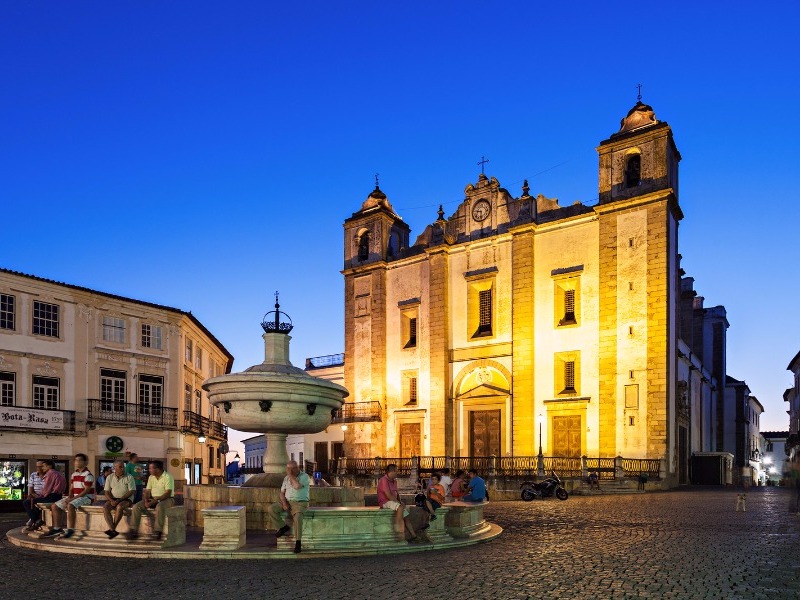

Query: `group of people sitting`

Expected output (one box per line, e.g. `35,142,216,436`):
378,465,487,544
21,453,174,542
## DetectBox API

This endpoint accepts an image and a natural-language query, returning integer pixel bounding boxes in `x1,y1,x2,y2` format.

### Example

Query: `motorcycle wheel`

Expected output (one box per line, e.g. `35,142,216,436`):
556,488,569,500
521,488,536,502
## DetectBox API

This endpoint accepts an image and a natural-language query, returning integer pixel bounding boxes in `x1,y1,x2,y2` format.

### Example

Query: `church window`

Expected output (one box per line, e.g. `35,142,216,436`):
476,289,492,337
358,232,370,261
402,370,418,406
554,352,580,397
408,317,417,347
629,416,636,426
554,276,580,327
625,154,641,188
401,306,419,349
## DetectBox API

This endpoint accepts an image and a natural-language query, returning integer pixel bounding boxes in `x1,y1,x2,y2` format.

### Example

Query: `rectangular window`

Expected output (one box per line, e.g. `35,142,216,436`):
217,448,222,469
141,324,162,350
209,445,215,468
102,316,126,343
409,377,418,404
555,277,580,327
563,361,576,393
0,294,15,330
562,290,576,324
0,372,15,407
185,339,193,363
407,317,417,348
195,389,202,414
402,370,419,406
184,383,192,412
476,289,492,336
100,369,126,412
195,346,203,371
32,376,59,409
32,301,59,337
139,374,163,416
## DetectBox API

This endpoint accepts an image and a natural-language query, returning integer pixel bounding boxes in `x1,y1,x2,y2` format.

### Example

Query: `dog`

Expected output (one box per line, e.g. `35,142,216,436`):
735,493,746,512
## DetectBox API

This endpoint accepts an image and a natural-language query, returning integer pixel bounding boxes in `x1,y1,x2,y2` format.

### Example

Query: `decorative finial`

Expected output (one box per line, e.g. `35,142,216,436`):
374,172,380,189
274,290,280,310
522,179,530,197
261,291,294,334
636,83,642,102
437,204,445,221
477,156,489,175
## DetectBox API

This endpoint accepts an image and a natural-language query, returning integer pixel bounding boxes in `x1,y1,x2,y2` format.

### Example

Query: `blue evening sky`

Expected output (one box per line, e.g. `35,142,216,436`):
2,2,799,456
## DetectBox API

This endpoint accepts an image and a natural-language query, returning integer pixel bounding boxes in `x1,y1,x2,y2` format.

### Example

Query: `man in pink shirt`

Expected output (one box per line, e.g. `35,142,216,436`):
377,464,427,543
42,453,95,539
26,459,65,530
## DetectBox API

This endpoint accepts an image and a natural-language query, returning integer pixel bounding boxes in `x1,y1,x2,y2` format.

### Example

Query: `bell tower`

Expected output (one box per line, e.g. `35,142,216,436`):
597,101,681,204
342,184,409,458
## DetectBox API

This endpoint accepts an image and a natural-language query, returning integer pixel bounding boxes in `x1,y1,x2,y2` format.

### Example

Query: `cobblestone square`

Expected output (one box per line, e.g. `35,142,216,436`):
2,488,799,599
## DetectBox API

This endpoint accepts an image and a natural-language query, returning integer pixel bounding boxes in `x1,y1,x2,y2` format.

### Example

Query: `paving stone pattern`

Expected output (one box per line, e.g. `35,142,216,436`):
2,488,799,599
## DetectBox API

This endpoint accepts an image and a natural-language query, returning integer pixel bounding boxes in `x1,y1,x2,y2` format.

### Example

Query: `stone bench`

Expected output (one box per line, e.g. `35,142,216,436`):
274,501,490,552
200,505,246,551
36,503,186,549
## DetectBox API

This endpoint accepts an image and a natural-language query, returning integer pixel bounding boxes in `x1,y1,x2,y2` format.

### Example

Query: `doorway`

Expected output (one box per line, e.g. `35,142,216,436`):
314,442,329,474
552,415,582,457
469,410,501,456
399,422,421,457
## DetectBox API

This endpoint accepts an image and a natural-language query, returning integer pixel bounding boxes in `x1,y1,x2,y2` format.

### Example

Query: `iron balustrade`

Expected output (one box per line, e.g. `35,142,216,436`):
305,353,345,369
87,399,177,428
181,411,228,441
335,455,662,480
331,401,382,424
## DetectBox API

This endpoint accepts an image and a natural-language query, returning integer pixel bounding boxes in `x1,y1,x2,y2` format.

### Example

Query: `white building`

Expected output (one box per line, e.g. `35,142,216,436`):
760,431,789,485
0,268,232,506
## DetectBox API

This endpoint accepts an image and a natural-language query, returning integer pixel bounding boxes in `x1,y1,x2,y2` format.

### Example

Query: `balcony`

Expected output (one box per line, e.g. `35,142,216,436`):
305,353,344,370
331,401,382,424
181,410,227,441
87,399,178,429
0,406,80,435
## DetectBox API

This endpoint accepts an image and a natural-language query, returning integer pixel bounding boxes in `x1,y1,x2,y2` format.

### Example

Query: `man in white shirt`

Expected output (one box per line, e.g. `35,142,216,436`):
267,461,310,553
23,460,46,531
103,459,136,539
439,468,453,498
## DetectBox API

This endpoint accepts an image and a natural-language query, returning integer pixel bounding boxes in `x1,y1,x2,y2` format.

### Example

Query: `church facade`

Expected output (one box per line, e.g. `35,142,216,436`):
341,102,684,481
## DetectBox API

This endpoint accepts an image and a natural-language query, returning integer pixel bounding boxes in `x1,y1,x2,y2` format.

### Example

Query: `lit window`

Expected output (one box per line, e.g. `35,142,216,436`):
409,377,418,405
32,301,59,337
185,339,193,363
195,347,203,371
100,369,126,412
33,376,59,409
474,289,492,337
563,361,576,393
184,383,192,412
559,289,576,325
405,317,417,348
195,389,202,414
141,324,162,350
0,294,15,330
0,372,15,406
102,316,126,343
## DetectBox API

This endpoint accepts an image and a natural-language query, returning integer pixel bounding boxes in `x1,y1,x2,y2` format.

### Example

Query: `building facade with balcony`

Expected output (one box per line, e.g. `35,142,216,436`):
0,268,232,504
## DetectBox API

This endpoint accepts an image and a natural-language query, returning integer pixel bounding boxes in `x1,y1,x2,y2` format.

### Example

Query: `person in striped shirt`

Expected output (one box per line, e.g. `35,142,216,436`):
22,460,46,530
42,453,95,539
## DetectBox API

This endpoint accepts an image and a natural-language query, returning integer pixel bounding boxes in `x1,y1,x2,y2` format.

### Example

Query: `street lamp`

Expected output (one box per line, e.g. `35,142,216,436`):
198,434,207,444
537,413,545,476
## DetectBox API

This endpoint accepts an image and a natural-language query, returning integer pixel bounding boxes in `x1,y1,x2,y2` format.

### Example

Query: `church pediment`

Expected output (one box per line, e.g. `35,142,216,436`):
458,382,510,399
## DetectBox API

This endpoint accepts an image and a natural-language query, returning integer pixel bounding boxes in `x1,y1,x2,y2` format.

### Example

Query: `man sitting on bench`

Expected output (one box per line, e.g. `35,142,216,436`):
127,460,174,542
103,459,136,539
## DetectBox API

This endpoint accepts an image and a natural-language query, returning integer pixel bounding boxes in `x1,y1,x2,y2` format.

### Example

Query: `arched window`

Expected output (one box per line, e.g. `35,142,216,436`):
358,231,370,261
387,231,401,258
625,154,641,188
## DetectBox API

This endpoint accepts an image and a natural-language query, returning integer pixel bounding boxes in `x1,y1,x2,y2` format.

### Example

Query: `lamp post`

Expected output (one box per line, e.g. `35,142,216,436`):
537,413,545,477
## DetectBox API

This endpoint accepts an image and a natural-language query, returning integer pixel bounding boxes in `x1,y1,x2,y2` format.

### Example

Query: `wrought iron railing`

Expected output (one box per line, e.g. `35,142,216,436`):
331,401,382,424
181,411,227,441
88,399,177,428
621,458,661,479
335,455,661,480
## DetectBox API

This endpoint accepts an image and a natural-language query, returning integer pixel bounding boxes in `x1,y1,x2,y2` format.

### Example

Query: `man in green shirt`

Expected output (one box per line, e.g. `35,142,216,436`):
125,452,144,504
127,460,174,541
268,460,310,553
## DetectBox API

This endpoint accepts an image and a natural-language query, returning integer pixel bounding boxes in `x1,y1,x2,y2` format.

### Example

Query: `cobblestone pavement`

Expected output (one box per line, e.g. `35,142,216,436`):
2,487,799,599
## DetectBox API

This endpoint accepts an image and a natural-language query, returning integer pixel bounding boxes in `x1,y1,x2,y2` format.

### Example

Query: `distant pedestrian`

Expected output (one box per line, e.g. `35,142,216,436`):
637,471,648,491
424,473,446,520
735,491,746,512
96,466,112,494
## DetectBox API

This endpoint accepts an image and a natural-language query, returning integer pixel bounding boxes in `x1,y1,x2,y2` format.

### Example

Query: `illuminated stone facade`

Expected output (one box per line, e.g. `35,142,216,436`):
342,102,687,482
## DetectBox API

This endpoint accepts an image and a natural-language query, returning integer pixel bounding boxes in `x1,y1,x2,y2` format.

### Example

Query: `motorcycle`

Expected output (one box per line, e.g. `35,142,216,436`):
520,470,569,501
